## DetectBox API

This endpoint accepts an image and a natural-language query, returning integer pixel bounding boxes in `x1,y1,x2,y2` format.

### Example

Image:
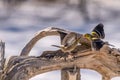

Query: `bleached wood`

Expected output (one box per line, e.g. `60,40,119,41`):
1,45,120,80
1,27,120,80
0,41,5,71
20,27,90,56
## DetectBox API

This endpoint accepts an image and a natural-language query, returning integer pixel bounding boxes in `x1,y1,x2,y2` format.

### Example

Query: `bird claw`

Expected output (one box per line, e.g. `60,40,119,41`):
65,54,74,61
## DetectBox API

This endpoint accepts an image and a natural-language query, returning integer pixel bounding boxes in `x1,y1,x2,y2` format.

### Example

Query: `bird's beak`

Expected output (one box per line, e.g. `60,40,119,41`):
60,45,68,49
60,45,65,47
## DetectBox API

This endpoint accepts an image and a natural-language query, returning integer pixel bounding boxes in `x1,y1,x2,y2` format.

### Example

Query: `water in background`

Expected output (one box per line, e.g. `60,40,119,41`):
0,0,120,80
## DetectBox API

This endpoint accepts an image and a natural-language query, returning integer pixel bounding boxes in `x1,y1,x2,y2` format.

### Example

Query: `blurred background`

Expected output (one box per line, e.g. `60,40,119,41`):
0,0,120,80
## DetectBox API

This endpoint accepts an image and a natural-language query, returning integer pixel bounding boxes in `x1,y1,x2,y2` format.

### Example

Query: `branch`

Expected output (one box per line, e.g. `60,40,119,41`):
1,45,120,80
20,27,90,56
1,27,120,80
0,41,5,72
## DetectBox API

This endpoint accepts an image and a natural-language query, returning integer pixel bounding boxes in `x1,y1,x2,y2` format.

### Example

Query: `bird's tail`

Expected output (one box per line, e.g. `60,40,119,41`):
104,42,115,47
108,44,115,47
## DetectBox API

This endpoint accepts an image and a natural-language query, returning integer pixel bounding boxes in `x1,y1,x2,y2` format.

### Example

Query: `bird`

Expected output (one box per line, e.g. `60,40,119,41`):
52,32,82,60
84,23,105,51
91,23,105,39
52,32,81,53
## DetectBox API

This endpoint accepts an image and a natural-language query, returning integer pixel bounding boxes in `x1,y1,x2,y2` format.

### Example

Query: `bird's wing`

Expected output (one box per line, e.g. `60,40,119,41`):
57,31,68,44
61,32,77,47
92,23,105,39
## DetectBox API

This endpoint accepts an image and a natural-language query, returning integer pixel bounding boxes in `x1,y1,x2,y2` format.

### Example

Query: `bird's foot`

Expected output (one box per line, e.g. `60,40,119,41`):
65,54,74,61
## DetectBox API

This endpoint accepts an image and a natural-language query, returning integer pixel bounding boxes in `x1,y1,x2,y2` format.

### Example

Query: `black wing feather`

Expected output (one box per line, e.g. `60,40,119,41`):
57,31,67,44
92,23,105,39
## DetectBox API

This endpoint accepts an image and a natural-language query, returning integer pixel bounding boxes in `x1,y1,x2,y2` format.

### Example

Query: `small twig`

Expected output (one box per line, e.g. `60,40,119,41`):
0,41,5,72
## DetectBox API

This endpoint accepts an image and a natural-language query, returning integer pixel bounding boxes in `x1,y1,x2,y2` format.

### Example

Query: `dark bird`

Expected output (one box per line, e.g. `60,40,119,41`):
84,23,105,51
91,23,105,39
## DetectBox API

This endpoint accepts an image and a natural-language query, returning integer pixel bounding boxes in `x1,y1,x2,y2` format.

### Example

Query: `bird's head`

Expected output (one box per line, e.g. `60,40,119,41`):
91,31,99,38
84,33,92,40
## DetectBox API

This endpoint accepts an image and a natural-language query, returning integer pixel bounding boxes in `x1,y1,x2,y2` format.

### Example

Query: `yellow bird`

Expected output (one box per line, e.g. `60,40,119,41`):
84,23,105,51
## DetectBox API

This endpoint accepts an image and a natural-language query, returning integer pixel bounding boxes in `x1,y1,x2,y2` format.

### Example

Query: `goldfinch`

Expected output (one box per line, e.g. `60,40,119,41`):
52,32,81,53
84,23,105,51
91,23,105,39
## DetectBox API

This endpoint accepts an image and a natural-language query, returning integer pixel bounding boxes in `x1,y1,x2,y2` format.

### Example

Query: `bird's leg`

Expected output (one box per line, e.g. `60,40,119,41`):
91,41,95,51
68,53,73,59
66,52,74,61
91,42,100,53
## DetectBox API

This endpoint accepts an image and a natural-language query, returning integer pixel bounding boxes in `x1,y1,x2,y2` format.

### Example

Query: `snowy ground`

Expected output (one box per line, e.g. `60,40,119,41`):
0,0,120,80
